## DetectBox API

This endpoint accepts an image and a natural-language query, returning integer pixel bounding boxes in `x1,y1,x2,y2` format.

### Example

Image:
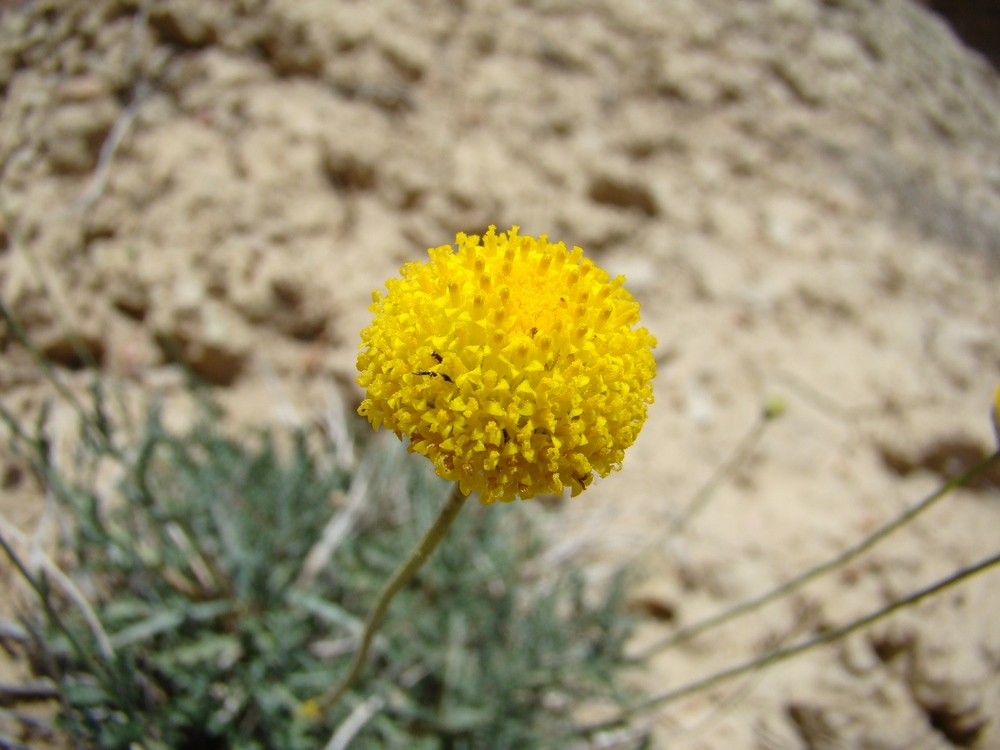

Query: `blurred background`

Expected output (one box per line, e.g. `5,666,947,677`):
1,0,999,747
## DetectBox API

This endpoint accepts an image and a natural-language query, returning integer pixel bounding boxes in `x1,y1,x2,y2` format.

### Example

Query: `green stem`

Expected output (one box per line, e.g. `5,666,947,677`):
637,449,1000,659
582,547,1000,734
670,404,775,535
313,482,468,714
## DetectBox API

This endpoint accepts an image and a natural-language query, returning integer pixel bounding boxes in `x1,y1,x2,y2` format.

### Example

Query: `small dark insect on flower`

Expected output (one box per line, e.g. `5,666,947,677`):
529,327,538,338
416,370,453,383
502,427,510,444
431,352,443,363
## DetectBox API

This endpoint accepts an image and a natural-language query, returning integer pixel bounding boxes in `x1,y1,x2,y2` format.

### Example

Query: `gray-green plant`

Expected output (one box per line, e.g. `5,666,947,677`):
0,385,639,750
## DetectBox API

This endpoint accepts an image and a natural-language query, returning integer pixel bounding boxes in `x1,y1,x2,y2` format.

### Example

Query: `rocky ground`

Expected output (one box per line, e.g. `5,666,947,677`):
1,0,1000,747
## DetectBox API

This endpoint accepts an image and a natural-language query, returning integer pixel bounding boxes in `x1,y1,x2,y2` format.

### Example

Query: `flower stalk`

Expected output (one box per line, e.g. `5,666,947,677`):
306,482,468,716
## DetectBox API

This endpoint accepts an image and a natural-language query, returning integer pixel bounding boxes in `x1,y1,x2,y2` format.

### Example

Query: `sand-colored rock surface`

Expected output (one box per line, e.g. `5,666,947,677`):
1,0,999,747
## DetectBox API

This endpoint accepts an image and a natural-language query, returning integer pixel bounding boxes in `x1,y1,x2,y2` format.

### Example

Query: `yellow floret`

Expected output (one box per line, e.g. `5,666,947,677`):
357,225,657,503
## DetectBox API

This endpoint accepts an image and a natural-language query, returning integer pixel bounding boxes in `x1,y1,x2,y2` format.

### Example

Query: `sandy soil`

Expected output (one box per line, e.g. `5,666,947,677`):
1,0,1000,747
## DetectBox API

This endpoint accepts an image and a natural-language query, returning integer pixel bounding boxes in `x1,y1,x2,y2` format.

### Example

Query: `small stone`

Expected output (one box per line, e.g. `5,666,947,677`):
92,242,150,320
148,0,220,47
154,299,249,386
811,30,864,67
172,277,207,314
55,75,110,103
268,273,329,341
36,324,105,370
786,703,840,750
588,175,658,217
379,28,432,81
230,256,330,341
839,633,881,675
656,51,728,104
258,13,325,76
772,59,826,105
43,97,122,174
107,329,160,379
320,106,388,192
113,282,149,321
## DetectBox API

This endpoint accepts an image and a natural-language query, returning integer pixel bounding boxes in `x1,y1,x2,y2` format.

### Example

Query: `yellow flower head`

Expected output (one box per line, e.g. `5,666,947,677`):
357,225,657,503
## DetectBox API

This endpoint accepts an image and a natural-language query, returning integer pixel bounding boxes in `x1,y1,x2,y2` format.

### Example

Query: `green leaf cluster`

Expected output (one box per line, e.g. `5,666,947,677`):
8,395,640,749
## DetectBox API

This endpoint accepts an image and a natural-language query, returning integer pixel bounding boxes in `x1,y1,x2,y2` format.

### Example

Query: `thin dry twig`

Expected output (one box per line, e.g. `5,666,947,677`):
321,663,429,750
164,522,218,596
0,513,114,661
582,547,1000,735
323,694,386,750
295,448,378,589
320,381,356,470
0,680,59,706
74,0,158,215
636,449,1000,660
72,84,148,216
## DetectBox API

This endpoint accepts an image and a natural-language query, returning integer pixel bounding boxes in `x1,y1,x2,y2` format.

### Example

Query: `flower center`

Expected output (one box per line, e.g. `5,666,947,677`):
502,259,564,336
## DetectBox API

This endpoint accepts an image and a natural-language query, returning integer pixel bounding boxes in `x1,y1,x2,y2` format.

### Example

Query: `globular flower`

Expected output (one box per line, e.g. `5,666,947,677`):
357,225,657,503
